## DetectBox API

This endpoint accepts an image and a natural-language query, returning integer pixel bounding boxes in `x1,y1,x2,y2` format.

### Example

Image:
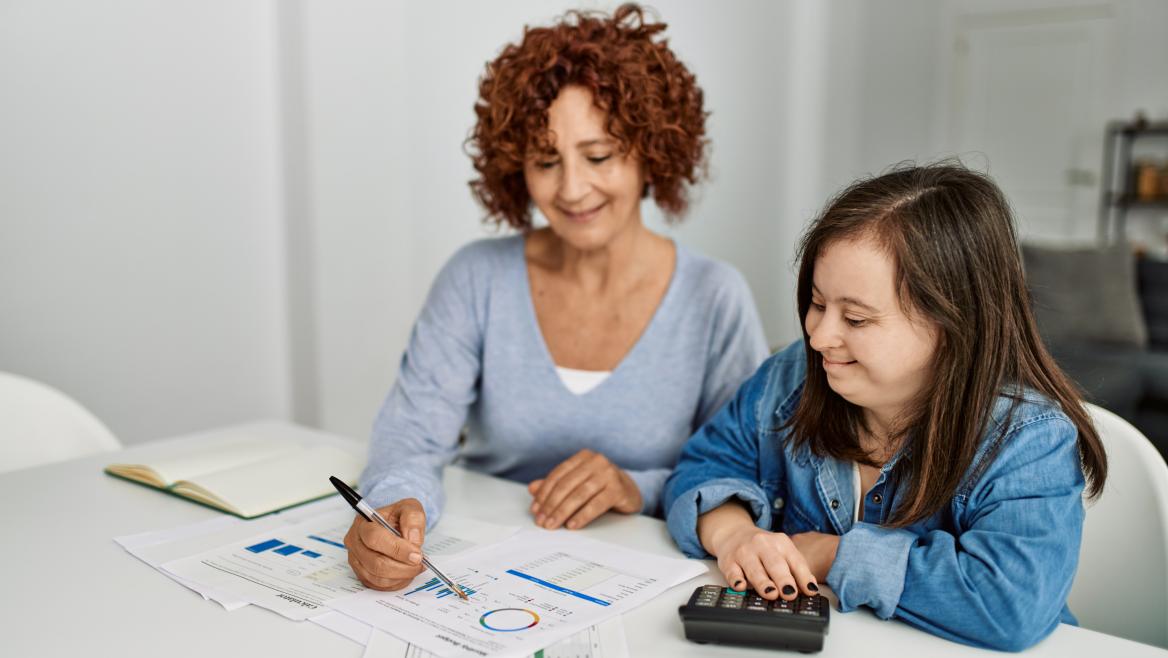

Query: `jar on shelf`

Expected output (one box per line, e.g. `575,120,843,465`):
1136,159,1161,201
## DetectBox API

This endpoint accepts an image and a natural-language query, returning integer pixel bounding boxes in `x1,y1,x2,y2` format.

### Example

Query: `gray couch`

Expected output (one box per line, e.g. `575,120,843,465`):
1023,243,1168,463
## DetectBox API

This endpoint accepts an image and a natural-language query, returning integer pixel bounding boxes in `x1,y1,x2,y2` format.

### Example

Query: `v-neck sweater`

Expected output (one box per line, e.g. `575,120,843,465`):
361,235,768,525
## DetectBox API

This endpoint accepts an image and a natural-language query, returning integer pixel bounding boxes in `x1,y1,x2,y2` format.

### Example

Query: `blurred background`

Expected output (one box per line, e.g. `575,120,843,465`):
2,0,1167,457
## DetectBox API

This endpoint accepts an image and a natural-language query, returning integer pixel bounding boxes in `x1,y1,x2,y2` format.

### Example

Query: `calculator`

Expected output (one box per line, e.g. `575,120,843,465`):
677,584,830,653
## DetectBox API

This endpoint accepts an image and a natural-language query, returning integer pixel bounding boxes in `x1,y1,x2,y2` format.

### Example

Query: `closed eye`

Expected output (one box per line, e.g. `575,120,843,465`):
535,160,560,170
845,317,867,328
587,155,611,164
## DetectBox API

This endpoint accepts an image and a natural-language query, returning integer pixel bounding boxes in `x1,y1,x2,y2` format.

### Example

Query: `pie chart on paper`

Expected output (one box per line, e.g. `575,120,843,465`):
479,608,540,632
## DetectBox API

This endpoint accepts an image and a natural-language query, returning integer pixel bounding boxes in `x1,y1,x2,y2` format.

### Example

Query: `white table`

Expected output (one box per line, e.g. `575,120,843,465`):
3,421,1165,657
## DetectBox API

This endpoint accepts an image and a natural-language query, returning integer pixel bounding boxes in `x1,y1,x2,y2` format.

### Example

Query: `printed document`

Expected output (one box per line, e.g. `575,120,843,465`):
162,508,518,620
328,529,704,658
363,617,629,658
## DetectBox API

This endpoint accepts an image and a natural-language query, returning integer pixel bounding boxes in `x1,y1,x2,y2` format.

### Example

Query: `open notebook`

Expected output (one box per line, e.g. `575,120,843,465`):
105,435,363,518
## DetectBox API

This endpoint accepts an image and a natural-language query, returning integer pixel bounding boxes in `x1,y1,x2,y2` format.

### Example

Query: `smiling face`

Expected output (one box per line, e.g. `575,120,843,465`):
522,85,646,251
803,235,940,430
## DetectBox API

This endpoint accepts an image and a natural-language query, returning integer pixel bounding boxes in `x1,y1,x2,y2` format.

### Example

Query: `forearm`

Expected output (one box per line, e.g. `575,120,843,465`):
697,499,757,556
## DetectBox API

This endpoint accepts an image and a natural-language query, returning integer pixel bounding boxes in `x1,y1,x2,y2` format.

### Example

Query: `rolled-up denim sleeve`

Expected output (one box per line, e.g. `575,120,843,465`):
665,359,776,558
827,523,915,618
829,415,1086,652
667,478,773,558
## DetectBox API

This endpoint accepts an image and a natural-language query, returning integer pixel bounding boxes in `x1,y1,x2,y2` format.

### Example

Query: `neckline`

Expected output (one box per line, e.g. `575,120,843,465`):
517,236,683,398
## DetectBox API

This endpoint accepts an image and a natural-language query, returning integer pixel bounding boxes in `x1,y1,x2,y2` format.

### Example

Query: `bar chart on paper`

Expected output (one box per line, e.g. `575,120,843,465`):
163,510,520,621
164,512,366,620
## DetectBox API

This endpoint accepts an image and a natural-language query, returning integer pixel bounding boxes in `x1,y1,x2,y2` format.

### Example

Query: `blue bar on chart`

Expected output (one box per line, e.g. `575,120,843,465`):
245,539,284,554
505,569,610,606
405,577,477,599
301,551,322,559
308,535,347,550
274,544,303,556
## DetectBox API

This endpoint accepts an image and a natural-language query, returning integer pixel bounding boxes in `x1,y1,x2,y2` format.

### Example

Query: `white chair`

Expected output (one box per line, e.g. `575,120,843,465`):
0,371,121,474
1068,403,1168,648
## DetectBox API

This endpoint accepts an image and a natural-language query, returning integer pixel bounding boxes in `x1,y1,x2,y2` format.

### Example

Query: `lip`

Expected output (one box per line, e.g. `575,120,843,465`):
559,202,606,224
821,356,857,369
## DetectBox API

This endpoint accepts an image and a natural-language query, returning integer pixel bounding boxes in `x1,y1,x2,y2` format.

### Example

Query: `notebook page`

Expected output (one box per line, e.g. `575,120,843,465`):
182,444,363,518
133,436,298,485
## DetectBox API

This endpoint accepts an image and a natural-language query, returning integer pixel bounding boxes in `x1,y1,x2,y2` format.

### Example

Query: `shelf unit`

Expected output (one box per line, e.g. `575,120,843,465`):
1099,120,1168,244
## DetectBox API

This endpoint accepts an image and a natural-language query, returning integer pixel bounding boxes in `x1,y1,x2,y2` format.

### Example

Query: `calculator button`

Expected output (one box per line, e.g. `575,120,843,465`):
771,598,794,614
718,596,745,609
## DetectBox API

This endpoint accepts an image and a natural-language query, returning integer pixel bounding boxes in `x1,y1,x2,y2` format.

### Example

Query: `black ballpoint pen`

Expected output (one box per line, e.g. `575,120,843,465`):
329,475,468,600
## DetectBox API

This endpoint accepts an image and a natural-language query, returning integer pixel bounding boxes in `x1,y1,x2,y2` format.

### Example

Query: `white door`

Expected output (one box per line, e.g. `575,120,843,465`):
943,6,1114,242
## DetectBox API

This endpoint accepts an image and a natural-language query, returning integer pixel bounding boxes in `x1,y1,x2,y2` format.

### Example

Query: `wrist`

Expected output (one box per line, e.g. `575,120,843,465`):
618,469,643,513
700,503,757,556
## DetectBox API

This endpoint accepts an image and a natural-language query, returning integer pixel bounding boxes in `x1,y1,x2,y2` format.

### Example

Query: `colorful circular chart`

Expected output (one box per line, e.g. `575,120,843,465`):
479,608,540,632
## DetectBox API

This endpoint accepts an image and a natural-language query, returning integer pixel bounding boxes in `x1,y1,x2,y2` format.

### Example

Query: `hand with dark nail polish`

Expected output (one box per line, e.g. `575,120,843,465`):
782,585,796,596
807,582,819,592
764,585,776,594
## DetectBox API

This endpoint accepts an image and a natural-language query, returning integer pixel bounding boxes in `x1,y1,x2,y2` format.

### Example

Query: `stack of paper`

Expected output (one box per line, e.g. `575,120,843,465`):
114,496,699,657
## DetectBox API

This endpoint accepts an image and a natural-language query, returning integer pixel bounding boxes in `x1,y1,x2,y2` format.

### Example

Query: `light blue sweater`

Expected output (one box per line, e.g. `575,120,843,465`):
361,236,768,527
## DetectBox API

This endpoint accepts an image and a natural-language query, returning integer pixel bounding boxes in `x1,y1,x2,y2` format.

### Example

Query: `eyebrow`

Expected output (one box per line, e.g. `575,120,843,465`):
811,285,881,314
575,138,614,149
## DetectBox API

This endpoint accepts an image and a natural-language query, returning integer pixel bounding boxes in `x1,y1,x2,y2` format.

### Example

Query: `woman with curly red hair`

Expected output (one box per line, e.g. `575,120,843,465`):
345,4,767,591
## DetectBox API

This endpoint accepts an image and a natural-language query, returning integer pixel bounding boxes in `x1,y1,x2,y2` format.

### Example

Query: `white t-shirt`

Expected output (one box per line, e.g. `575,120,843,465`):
555,366,612,395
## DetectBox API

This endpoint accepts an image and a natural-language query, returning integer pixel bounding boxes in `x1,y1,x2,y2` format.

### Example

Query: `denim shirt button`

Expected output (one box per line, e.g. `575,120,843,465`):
773,497,785,510
830,499,840,510
872,493,883,504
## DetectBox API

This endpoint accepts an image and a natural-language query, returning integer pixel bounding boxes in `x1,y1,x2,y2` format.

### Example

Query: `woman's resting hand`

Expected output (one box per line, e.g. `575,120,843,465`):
528,449,643,530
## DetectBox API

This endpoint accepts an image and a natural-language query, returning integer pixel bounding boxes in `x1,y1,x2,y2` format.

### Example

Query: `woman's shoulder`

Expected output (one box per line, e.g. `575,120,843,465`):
443,234,524,273
961,389,1081,497
987,388,1077,440
674,245,761,324
426,235,524,309
676,244,752,297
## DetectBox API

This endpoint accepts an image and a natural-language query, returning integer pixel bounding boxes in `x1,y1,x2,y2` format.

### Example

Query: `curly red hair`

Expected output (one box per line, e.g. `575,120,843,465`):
467,3,709,229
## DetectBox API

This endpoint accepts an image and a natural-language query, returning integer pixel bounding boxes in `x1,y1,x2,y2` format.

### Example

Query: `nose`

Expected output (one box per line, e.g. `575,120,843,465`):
806,309,843,354
557,158,590,205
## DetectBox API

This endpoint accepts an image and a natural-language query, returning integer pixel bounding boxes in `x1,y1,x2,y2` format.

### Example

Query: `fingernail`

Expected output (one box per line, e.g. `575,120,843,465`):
532,503,540,513
407,529,420,544
408,552,422,564
567,521,578,529
733,580,744,590
782,585,796,596
807,582,819,592
763,585,775,594
536,515,546,525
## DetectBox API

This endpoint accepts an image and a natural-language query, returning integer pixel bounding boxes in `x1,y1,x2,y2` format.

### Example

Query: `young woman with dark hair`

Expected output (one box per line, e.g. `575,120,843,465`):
664,163,1107,651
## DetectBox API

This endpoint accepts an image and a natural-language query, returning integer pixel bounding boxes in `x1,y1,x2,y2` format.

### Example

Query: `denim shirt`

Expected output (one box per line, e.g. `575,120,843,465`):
663,341,1086,652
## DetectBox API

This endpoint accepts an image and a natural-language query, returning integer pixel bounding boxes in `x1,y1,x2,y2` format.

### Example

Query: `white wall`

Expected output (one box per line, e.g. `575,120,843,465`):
295,1,800,440
3,0,1165,448
0,1,291,444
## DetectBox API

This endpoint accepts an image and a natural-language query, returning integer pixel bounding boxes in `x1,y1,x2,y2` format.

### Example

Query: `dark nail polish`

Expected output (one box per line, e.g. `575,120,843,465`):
763,585,775,594
782,585,796,596
733,580,744,589
807,582,819,592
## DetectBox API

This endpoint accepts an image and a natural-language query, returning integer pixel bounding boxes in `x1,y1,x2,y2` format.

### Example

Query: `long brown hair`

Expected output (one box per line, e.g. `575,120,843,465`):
787,162,1107,527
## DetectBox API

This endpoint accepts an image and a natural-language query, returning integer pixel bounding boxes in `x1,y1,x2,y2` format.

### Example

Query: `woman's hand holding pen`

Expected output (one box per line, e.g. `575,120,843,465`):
343,498,427,591
528,449,643,530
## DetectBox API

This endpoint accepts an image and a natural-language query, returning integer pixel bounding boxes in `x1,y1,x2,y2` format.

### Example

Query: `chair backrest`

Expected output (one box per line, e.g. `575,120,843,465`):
0,372,121,474
1068,403,1168,648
